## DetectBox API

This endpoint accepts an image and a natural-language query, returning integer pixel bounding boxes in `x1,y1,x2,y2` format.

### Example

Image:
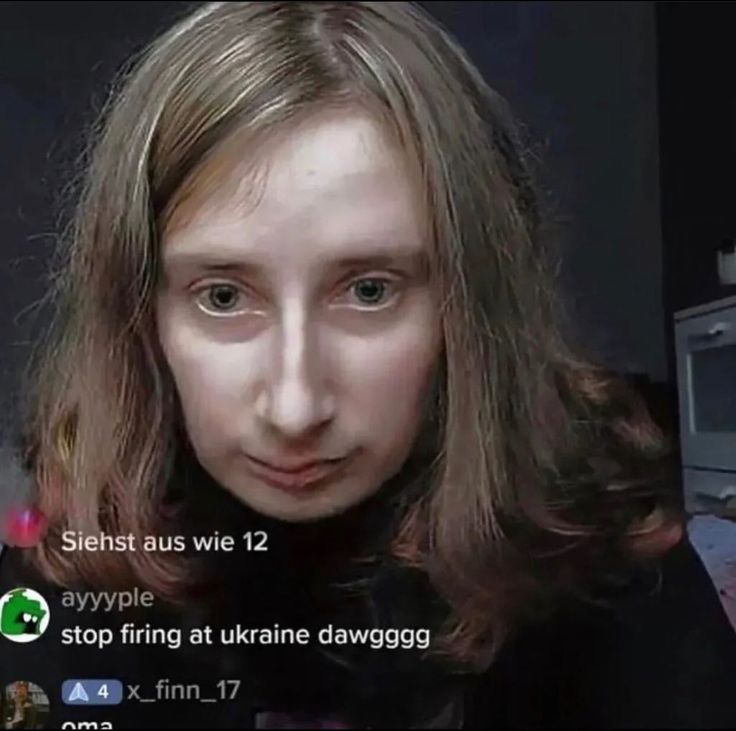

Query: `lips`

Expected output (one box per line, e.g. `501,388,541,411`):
249,456,340,474
244,454,349,491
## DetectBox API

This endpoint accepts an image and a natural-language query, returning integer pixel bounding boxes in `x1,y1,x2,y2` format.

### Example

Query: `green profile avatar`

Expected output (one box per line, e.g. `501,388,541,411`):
0,589,48,641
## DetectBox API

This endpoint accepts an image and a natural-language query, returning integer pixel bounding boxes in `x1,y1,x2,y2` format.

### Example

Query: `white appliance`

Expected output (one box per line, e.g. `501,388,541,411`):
674,295,736,512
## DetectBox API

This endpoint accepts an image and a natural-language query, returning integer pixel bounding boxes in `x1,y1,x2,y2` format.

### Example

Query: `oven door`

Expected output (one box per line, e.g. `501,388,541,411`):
675,305,736,471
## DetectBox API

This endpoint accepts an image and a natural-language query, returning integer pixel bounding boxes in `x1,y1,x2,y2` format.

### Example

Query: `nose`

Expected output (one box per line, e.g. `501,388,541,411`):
255,304,336,440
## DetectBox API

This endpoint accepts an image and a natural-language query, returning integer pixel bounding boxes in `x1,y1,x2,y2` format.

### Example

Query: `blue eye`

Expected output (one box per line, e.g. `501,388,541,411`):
350,278,391,306
194,284,248,316
207,284,241,311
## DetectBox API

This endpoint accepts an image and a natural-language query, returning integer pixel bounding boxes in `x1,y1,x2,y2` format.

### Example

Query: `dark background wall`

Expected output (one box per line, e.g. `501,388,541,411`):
0,1,689,433
657,2,736,317
427,1,665,383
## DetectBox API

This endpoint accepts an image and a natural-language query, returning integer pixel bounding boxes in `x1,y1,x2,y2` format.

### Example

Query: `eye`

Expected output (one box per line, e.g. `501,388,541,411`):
194,283,253,316
345,277,398,308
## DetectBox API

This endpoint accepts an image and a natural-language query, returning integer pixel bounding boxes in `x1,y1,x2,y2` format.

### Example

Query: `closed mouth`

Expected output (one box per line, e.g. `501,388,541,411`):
244,454,350,491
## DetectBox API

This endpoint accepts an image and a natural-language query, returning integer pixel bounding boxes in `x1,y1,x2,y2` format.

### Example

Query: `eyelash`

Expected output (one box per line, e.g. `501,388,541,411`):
192,276,402,317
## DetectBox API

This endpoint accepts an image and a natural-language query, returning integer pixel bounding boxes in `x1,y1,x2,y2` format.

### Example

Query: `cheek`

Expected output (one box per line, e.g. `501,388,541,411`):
342,314,440,443
157,311,257,447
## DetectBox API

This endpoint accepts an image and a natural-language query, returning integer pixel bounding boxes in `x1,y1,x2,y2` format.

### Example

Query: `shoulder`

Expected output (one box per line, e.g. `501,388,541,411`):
464,537,736,729
0,544,40,596
0,545,193,728
0,544,57,599
0,546,70,703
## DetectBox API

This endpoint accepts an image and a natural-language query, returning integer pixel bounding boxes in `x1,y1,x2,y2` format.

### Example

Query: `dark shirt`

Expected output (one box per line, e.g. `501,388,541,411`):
3,697,38,729
1,533,736,729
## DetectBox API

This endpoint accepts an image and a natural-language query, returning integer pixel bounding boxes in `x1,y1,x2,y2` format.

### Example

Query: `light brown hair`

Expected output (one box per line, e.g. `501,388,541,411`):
19,1,682,668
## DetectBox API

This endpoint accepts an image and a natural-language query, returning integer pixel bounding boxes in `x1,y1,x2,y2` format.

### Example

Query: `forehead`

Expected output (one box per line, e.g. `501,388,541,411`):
162,110,426,261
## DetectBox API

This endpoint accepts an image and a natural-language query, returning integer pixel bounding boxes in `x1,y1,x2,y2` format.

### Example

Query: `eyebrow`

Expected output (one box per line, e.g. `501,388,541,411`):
162,243,429,274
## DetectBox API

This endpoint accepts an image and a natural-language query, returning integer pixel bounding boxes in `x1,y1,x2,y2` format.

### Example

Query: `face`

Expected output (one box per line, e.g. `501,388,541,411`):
156,109,442,522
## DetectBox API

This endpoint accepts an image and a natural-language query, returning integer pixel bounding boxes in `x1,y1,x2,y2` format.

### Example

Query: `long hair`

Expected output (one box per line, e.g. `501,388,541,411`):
18,1,682,668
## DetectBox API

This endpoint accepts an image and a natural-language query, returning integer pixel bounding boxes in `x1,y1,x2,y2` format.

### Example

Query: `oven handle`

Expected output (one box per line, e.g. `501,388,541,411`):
695,486,736,503
687,322,731,341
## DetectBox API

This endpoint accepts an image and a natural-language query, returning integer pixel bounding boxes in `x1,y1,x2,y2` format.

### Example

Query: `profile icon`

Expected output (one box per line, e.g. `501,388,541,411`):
0,589,50,643
2,681,50,729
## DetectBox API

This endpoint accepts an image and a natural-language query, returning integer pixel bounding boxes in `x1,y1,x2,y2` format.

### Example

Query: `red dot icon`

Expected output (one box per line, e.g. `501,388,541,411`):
1,506,47,548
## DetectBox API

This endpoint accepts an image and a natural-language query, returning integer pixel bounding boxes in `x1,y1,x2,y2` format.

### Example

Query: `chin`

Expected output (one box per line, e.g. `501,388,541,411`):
259,505,346,523
229,482,369,523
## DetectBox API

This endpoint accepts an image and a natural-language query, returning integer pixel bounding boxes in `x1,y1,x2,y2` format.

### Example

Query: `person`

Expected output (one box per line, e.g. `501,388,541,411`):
2,683,38,730
1,2,735,728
